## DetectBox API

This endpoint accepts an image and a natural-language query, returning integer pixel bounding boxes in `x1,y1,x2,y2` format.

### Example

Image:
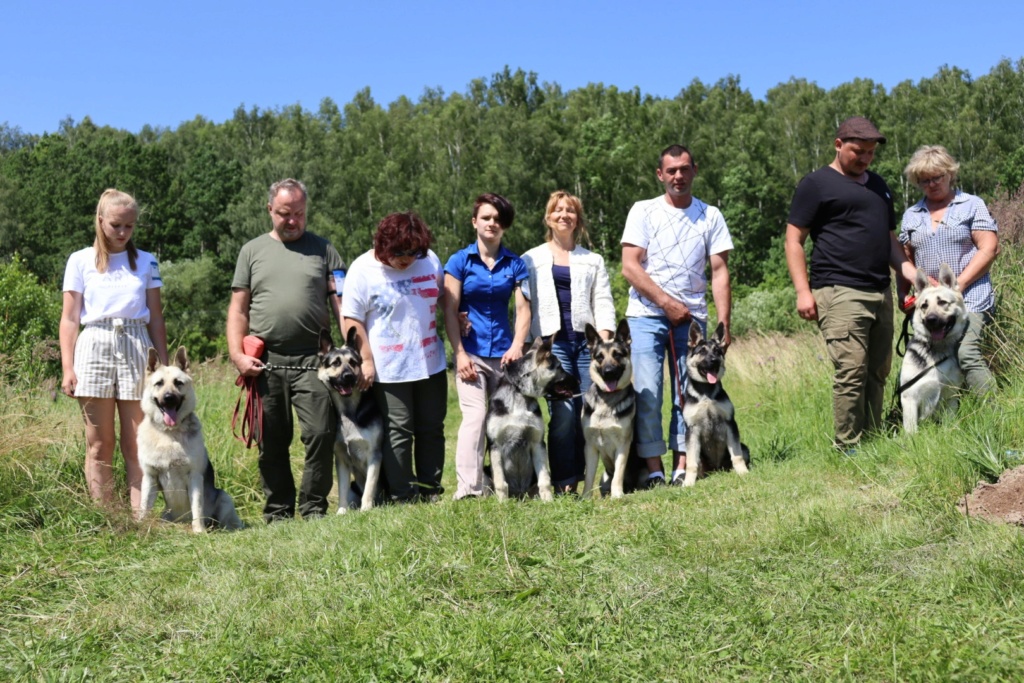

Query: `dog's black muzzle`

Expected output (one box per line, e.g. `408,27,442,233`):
156,391,184,411
924,313,957,339
599,363,625,384
329,371,358,395
546,372,581,400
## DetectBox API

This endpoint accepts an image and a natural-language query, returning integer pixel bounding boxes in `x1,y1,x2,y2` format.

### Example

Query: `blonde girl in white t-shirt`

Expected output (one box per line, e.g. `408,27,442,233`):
59,189,168,510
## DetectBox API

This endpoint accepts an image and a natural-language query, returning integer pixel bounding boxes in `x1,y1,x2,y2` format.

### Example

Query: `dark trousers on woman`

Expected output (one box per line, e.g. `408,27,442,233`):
257,350,337,522
547,337,591,490
372,371,447,502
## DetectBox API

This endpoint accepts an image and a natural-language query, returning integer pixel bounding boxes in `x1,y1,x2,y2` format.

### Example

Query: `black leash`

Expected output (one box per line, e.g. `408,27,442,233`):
895,313,913,358
264,363,318,372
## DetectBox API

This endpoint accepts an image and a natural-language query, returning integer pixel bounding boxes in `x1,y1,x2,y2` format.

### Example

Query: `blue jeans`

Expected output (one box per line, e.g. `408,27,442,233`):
628,316,705,460
547,337,591,489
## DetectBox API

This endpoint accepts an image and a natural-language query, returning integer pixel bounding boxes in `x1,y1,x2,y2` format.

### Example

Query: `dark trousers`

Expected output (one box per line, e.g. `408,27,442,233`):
257,350,336,522
372,371,447,501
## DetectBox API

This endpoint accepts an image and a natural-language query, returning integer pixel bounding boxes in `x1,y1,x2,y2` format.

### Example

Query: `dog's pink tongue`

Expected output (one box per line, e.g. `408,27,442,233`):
706,372,719,384
931,329,947,341
163,408,178,427
606,380,618,391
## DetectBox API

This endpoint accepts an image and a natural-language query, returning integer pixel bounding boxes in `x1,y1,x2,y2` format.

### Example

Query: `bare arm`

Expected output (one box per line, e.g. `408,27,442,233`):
889,232,916,300
329,273,344,339
709,251,732,348
443,273,477,382
145,288,168,365
784,223,817,321
344,317,375,391
957,230,999,291
226,288,264,377
502,287,531,365
621,243,691,326
59,291,82,397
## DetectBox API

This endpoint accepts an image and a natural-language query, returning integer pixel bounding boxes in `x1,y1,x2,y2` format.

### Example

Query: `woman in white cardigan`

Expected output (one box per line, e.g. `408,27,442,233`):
521,190,616,494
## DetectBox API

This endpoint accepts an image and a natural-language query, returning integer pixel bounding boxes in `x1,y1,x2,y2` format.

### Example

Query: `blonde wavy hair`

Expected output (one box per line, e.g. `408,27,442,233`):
94,189,140,273
904,145,960,186
543,190,592,248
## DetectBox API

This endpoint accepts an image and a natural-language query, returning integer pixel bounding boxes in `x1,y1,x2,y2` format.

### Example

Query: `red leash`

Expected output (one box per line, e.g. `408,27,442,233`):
231,336,266,448
232,375,262,448
668,328,684,409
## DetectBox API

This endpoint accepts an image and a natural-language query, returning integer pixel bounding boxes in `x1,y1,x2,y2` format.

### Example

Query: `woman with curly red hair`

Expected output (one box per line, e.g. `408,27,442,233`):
342,212,448,503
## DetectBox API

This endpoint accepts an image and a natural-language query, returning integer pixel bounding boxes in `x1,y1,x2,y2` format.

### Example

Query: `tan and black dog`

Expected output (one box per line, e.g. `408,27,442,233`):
581,320,638,499
681,322,750,487
138,347,243,532
317,328,384,513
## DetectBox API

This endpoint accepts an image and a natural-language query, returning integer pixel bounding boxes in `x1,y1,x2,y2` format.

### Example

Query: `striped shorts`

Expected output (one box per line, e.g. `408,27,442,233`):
73,318,153,400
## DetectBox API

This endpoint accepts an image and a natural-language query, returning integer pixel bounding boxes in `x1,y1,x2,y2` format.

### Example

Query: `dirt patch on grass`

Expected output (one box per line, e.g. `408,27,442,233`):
958,466,1024,526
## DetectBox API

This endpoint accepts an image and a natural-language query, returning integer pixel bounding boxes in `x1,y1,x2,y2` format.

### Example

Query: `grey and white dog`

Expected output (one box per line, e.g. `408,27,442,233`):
138,347,244,532
317,328,384,513
485,336,580,502
581,320,637,499
900,263,968,433
681,322,750,487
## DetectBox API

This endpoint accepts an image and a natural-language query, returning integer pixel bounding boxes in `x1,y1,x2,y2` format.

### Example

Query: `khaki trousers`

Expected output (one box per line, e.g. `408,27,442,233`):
814,285,893,447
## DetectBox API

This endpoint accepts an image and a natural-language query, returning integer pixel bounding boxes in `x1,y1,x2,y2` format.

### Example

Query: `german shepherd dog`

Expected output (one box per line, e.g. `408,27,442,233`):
581,320,637,499
485,336,580,502
138,347,243,532
900,264,968,433
317,328,384,513
681,322,750,487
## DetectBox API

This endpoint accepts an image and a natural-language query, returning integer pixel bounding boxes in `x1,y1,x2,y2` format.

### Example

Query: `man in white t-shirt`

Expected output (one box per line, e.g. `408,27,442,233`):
621,144,735,487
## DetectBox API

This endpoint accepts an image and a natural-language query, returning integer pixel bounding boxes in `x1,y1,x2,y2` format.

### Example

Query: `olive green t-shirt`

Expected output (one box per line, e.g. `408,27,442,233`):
232,232,345,354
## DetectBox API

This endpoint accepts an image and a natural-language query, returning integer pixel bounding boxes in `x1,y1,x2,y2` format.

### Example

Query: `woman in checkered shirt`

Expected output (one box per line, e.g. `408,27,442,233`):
899,145,999,393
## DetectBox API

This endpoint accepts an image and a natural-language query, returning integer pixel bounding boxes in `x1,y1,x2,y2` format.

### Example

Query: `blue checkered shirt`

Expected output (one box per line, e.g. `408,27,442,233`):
899,190,997,312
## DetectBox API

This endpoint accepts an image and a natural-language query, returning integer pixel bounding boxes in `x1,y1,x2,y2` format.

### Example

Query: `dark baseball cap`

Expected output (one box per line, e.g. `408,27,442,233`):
836,116,887,144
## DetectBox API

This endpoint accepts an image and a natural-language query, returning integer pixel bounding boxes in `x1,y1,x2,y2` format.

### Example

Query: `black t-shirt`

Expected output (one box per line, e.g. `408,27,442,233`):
787,166,896,291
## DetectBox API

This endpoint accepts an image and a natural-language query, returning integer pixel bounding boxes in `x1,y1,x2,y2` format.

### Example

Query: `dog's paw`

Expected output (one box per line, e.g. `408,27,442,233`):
336,506,348,515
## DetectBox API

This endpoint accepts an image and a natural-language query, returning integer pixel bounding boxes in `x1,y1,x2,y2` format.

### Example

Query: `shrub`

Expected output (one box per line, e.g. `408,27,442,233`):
731,287,810,337
0,254,62,384
160,254,230,361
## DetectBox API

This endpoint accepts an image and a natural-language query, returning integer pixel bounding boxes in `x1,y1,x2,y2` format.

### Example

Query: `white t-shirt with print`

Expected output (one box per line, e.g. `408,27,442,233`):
342,250,446,383
621,195,733,320
62,247,162,324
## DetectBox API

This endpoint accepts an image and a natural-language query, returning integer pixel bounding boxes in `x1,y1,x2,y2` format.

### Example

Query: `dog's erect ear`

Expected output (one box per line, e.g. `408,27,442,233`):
147,347,160,373
584,324,601,348
938,263,958,291
615,319,631,346
319,328,333,355
713,322,726,345
345,325,360,350
688,323,704,348
914,267,929,293
174,346,189,372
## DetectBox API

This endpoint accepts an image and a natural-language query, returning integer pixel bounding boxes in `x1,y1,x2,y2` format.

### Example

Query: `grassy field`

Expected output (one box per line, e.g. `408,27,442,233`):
4,289,1024,680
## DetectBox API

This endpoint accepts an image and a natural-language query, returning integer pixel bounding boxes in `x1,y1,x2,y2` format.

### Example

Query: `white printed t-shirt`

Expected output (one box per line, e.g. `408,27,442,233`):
62,247,162,323
621,195,733,321
342,249,446,383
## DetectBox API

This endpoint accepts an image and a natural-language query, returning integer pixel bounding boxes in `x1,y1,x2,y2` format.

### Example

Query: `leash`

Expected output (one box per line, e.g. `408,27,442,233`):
895,313,913,358
231,363,318,449
668,328,684,409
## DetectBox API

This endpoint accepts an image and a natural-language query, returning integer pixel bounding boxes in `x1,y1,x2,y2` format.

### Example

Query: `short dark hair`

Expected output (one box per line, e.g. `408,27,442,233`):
473,193,516,229
659,144,696,169
373,212,434,265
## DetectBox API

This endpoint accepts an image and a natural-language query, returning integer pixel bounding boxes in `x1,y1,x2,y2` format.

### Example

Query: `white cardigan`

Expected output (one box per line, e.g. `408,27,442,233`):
520,243,617,339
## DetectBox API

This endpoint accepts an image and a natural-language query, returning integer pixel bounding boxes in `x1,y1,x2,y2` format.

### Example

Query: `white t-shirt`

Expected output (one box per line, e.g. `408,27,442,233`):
342,250,446,383
621,195,733,320
62,247,162,324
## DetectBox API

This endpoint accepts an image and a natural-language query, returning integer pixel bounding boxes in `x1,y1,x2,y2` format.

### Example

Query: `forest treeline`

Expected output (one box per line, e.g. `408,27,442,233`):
2,62,1024,359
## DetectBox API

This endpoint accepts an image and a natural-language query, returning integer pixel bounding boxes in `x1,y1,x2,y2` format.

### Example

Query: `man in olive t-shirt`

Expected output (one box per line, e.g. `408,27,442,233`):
227,178,345,522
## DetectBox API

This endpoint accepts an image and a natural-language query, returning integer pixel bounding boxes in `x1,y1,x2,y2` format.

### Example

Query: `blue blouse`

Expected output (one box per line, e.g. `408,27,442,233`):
445,243,528,358
899,190,998,312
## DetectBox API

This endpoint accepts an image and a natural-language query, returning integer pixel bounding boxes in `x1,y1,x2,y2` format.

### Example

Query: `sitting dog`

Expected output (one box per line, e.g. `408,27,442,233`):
680,322,750,487
317,328,384,513
581,320,637,499
485,336,580,502
900,263,968,433
138,347,243,532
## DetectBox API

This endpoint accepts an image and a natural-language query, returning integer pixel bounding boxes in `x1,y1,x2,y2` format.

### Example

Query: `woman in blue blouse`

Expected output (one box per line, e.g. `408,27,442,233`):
443,194,530,500
900,145,999,393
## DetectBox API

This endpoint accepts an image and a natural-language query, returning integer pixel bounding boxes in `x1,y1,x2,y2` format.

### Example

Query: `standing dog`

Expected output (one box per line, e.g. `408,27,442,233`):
900,264,968,433
581,320,637,499
138,347,243,532
317,328,384,513
681,322,750,487
485,336,580,502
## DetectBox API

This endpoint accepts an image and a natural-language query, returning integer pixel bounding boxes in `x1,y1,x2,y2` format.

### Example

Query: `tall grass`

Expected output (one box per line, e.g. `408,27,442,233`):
4,252,1024,680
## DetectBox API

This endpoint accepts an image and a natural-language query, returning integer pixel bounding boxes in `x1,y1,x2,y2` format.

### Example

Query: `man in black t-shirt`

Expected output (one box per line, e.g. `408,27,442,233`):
785,117,917,450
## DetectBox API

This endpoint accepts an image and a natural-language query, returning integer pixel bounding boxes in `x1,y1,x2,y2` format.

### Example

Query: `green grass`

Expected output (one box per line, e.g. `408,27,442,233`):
4,305,1024,680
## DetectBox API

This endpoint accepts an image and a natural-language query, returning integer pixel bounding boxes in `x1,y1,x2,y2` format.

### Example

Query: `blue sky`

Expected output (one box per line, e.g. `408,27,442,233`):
3,0,1022,136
